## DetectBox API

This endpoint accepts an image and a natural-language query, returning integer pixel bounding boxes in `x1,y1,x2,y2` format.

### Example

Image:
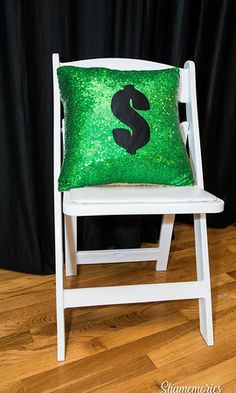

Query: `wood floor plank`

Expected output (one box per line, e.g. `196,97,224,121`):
0,382,24,393
0,321,194,389
176,356,236,386
221,378,236,393
148,302,236,369
84,357,202,393
23,355,155,393
21,345,156,393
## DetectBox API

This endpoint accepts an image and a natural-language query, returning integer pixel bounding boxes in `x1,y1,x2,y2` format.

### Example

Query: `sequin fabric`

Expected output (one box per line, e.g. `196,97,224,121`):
57,66,194,190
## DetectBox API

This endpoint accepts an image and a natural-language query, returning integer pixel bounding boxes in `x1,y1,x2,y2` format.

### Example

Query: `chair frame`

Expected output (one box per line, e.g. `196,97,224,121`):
52,54,224,361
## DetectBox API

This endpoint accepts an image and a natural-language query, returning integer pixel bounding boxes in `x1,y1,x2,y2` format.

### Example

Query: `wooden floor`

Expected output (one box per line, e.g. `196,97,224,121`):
0,223,236,393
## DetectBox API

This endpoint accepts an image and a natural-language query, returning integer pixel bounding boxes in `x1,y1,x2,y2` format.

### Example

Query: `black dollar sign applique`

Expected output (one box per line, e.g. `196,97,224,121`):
111,85,150,154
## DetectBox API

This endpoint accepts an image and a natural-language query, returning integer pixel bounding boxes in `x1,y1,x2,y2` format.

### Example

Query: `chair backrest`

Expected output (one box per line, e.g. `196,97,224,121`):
52,55,204,191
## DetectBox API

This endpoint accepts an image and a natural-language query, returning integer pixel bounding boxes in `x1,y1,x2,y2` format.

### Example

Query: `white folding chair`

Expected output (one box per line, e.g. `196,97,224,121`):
52,54,224,361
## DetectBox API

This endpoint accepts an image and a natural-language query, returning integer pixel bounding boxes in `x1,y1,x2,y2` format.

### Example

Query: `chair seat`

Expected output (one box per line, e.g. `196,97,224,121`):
63,185,224,216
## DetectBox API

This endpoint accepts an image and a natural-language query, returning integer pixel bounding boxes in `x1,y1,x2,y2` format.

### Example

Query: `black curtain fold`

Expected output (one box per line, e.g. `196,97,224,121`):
0,0,235,274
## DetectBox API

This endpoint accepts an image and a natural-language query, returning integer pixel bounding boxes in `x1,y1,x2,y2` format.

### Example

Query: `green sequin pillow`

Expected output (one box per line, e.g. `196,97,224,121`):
57,66,194,191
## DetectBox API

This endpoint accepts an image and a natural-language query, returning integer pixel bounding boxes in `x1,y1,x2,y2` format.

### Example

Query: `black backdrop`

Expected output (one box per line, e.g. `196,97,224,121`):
0,0,235,274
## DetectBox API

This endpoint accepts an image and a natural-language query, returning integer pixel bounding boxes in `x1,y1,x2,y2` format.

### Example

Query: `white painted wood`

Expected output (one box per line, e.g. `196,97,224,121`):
184,61,204,187
76,247,160,264
62,57,176,69
180,121,190,144
64,281,206,308
52,54,224,360
156,214,175,271
62,107,77,275
52,54,65,361
194,213,214,345
61,57,189,103
65,215,77,276
64,186,223,216
70,185,219,205
61,119,65,152
155,122,190,272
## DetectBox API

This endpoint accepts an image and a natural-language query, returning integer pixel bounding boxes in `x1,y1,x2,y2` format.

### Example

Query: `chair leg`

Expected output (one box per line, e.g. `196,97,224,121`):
55,228,65,361
56,294,65,361
65,215,77,276
194,213,214,345
155,214,175,271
